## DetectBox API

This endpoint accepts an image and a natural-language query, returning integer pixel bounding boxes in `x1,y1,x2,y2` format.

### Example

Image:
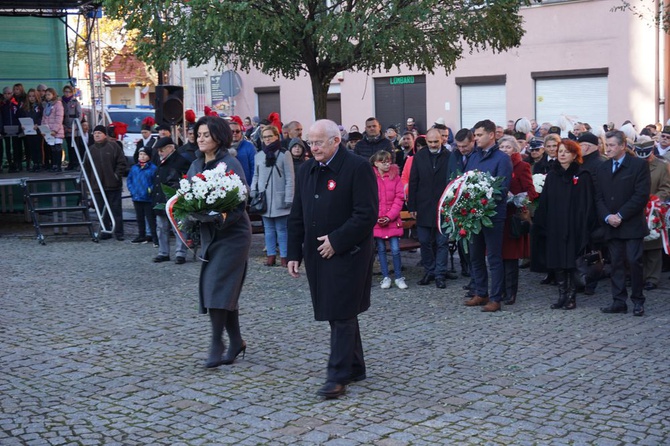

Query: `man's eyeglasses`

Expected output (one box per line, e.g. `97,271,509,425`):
307,137,334,148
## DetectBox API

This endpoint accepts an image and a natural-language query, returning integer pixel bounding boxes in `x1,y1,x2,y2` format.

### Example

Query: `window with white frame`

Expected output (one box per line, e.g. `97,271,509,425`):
192,77,207,116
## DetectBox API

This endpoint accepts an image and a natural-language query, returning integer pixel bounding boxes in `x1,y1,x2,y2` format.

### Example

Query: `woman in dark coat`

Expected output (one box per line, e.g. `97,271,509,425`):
498,136,538,305
533,139,596,310
187,115,252,368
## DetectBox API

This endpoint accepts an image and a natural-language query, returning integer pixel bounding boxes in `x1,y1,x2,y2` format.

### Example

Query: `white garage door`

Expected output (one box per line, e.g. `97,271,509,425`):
460,84,506,130
535,76,608,131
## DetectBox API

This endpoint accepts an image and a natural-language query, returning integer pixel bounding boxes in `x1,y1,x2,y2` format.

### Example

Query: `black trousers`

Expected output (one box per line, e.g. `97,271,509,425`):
327,317,365,384
608,238,644,305
133,200,157,241
94,190,124,237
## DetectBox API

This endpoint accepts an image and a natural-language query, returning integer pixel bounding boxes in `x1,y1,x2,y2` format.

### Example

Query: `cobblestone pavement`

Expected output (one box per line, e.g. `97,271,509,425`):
1,221,670,445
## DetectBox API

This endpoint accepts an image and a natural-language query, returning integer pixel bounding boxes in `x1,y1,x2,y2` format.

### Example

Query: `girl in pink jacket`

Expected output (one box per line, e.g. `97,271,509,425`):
370,151,408,290
41,88,65,172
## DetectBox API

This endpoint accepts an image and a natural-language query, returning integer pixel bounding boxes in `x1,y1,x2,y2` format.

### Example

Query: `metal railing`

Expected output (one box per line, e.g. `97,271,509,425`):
71,118,115,236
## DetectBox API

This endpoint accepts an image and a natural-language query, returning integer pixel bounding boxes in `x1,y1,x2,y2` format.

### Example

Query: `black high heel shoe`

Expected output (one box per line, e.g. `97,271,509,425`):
221,341,247,365
205,340,225,368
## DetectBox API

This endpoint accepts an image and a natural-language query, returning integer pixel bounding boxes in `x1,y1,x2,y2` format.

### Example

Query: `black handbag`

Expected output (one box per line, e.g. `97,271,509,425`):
509,208,531,239
248,166,273,215
575,250,604,287
248,191,267,215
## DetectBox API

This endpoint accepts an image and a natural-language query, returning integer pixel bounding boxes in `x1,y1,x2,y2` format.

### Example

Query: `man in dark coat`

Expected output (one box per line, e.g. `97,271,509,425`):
464,120,513,312
354,117,394,159
447,129,476,280
152,137,192,264
577,131,607,294
407,128,452,288
595,130,651,316
85,125,128,241
287,119,378,399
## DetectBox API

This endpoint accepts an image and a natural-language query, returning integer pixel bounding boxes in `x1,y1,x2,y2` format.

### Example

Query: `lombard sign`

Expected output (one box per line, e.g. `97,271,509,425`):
389,76,415,85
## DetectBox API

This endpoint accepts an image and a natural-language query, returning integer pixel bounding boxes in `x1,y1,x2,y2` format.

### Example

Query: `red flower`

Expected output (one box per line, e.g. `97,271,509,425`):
470,209,476,214
481,198,488,205
459,229,467,237
653,217,660,223
196,173,206,180
573,176,578,185
464,192,470,199
460,208,468,216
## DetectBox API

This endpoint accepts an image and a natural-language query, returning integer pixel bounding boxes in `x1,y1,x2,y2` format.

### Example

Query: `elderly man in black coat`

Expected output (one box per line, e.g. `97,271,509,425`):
287,119,378,399
595,130,651,316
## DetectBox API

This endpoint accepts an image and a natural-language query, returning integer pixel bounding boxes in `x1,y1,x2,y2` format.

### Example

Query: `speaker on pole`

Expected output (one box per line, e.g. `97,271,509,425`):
155,85,184,125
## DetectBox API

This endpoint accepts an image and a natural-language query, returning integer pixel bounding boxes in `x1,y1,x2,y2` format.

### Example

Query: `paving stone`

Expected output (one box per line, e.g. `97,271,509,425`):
0,225,669,445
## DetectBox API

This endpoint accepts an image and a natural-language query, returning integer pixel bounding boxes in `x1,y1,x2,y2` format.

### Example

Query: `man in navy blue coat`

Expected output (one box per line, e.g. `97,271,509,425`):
595,130,651,316
464,120,513,312
287,119,378,399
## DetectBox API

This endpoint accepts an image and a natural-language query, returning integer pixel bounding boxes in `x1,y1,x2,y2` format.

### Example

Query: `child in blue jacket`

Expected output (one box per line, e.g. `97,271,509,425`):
127,148,158,244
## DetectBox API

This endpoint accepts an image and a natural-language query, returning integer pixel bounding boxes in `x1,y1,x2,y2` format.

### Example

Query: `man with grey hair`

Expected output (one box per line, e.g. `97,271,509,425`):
288,119,378,399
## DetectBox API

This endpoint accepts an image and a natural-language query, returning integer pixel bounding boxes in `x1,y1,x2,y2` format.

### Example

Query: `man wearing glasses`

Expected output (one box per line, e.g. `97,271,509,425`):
656,126,670,160
287,119,378,399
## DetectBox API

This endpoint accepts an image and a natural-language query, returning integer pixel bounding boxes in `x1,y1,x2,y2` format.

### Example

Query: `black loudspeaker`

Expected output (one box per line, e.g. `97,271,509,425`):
155,85,184,125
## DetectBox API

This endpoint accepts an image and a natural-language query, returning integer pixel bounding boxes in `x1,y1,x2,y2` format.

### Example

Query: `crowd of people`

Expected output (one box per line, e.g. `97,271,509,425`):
0,82,82,173
17,97,668,398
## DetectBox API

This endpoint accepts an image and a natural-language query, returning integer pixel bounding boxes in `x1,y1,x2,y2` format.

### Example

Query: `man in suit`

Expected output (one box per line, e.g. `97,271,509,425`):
464,119,513,313
287,119,378,399
407,128,452,288
447,129,476,281
595,130,651,316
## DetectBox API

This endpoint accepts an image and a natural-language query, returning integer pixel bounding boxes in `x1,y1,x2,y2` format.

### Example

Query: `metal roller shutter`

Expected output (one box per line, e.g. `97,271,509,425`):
535,76,608,130
460,84,507,129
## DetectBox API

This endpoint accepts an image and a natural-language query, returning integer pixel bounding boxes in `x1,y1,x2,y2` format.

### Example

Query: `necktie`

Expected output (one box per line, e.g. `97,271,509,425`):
613,160,620,173
462,155,467,167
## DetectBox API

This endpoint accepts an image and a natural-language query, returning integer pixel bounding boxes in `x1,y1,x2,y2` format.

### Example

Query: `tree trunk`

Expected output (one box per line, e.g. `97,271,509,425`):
309,71,332,120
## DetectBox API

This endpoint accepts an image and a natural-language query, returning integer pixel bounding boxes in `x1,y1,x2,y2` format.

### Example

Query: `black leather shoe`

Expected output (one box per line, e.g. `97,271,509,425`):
99,233,112,240
601,304,628,314
317,382,346,399
633,303,644,317
445,271,459,280
153,255,170,263
435,278,446,289
417,274,435,285
643,282,657,291
175,256,186,264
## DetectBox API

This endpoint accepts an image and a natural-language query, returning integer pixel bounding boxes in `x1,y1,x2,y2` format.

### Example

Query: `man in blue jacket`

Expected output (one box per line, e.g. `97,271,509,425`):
464,120,513,312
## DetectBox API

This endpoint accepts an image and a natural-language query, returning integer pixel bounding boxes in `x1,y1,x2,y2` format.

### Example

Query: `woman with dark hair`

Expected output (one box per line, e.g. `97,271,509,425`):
19,88,43,171
533,139,597,310
250,125,295,266
186,115,252,368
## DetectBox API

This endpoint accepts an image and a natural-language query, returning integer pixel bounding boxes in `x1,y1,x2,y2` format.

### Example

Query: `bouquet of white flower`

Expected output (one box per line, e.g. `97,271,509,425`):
532,173,546,194
438,170,503,250
164,162,247,230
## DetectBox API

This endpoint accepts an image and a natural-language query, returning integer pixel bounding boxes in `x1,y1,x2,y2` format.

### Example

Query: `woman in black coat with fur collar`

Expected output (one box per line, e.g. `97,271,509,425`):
532,139,597,310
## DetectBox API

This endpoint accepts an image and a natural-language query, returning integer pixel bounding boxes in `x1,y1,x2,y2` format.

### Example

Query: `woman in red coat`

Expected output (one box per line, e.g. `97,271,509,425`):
498,136,538,304
371,150,408,290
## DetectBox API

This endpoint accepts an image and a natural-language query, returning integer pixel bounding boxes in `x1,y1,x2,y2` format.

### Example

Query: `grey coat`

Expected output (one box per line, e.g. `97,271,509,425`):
250,150,295,218
186,150,252,314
